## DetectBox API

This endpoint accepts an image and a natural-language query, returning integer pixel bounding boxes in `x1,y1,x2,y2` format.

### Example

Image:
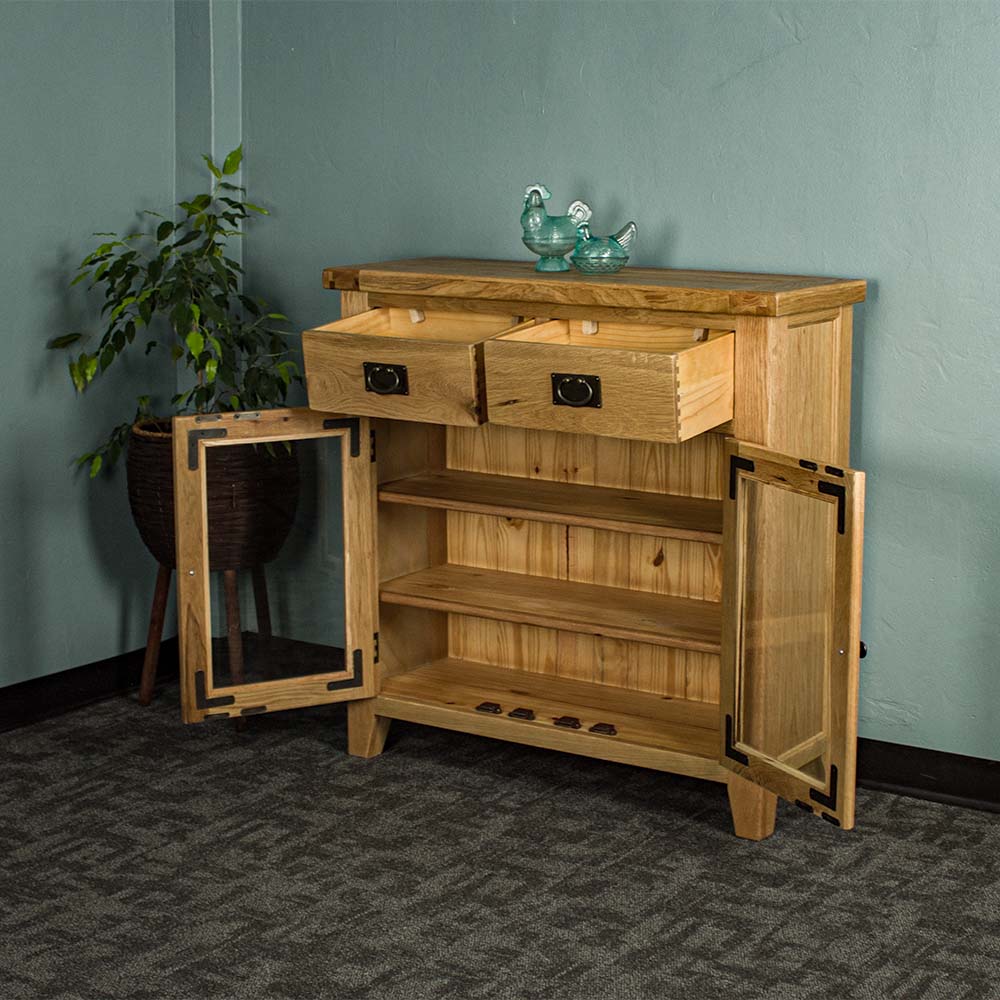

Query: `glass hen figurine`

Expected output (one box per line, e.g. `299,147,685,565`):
570,221,638,274
520,184,593,272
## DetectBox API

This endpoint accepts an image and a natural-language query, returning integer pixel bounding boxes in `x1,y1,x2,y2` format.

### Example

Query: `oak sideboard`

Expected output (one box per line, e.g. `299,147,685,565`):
174,258,866,840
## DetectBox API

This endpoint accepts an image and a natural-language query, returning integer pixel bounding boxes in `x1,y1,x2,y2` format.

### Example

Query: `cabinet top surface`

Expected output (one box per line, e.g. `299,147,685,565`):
323,258,866,317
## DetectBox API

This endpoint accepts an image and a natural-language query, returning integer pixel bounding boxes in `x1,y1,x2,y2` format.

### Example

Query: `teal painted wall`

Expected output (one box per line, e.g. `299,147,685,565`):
0,2,177,685
241,1,1000,761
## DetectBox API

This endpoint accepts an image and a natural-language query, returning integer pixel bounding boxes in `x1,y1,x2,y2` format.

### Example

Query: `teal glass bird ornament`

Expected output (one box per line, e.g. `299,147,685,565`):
520,184,593,272
570,221,638,274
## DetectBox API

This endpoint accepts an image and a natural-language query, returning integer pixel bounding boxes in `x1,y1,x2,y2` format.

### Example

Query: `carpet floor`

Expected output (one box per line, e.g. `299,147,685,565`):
1,690,998,1000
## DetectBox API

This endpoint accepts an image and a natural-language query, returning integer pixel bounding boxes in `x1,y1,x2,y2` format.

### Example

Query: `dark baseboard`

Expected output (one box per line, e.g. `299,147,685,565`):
0,639,179,734
2,654,997,813
857,738,1000,814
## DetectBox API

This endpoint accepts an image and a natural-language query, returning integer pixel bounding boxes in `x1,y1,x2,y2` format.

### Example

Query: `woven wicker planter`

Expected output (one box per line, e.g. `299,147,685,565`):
126,420,300,570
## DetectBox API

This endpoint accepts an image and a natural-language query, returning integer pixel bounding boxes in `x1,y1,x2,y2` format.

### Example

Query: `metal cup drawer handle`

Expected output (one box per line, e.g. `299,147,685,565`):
364,362,409,396
551,372,601,408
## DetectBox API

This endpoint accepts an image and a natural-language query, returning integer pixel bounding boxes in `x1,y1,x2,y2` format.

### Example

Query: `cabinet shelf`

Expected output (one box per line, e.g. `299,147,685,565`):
379,564,722,653
375,658,727,782
379,470,722,541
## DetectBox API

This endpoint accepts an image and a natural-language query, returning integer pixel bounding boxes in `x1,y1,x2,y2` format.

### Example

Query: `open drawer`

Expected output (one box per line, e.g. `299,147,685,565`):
483,318,735,444
303,307,517,426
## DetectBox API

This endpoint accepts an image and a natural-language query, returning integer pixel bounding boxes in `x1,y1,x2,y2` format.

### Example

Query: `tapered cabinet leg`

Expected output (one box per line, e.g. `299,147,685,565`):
348,699,391,758
727,774,778,841
138,564,172,706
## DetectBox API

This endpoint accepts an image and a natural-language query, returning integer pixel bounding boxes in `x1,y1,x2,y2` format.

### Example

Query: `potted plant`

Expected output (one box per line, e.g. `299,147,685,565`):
50,145,302,589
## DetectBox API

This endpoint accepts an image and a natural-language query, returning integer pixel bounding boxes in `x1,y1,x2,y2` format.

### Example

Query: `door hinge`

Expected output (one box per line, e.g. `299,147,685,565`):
373,631,380,664
370,428,377,463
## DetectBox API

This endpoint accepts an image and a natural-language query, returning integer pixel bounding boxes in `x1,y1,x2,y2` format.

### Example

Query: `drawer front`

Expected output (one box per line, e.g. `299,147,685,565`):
484,333,734,444
303,307,517,427
304,331,484,426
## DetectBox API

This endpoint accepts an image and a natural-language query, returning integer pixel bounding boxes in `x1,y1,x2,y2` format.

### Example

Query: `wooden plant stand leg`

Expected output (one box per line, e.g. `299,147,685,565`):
347,699,391,758
251,565,272,639
727,774,778,841
223,569,245,686
138,564,172,706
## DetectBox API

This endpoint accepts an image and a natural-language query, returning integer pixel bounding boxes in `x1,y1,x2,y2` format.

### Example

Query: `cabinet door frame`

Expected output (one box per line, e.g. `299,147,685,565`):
174,407,378,723
720,439,865,829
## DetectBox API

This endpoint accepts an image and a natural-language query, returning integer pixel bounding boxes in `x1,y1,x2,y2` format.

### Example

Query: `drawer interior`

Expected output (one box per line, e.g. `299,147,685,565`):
496,318,733,353
313,307,517,344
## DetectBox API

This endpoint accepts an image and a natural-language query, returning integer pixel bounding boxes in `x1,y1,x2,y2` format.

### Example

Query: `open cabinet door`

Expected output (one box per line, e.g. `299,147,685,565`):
174,408,377,723
721,440,865,829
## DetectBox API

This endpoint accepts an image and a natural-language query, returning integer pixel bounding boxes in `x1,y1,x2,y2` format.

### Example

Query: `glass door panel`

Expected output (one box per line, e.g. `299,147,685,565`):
174,409,377,722
722,442,864,829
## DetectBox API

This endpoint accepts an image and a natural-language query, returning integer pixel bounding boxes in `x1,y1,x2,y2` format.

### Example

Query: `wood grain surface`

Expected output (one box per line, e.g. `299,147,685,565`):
484,323,734,444
381,563,722,653
375,657,728,781
322,258,866,316
379,469,723,541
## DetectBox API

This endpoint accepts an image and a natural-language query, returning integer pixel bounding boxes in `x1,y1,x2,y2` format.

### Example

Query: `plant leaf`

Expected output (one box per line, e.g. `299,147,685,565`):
89,455,102,478
222,145,243,175
205,358,218,383
202,153,222,179
186,329,205,357
245,202,269,215
156,220,174,241
48,333,85,350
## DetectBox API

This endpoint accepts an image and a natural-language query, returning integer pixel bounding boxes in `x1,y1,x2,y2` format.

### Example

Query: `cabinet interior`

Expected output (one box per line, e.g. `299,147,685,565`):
373,418,727,773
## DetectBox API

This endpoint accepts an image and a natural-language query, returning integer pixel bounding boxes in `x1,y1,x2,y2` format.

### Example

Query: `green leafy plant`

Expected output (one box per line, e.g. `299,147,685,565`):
49,145,300,478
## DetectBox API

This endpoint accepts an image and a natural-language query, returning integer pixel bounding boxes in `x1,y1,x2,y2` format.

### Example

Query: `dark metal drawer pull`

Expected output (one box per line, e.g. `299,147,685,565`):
589,722,617,736
554,715,582,729
475,701,502,714
364,362,409,396
551,373,601,408
508,707,535,720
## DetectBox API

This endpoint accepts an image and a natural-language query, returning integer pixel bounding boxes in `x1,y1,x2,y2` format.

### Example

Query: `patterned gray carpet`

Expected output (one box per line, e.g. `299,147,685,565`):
1,691,998,1000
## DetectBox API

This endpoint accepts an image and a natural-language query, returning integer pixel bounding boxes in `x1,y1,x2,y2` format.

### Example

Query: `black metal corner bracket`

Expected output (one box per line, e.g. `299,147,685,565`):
809,763,839,811
326,648,365,691
728,456,755,500
818,481,846,534
322,417,361,458
195,670,236,710
724,714,749,766
187,428,228,470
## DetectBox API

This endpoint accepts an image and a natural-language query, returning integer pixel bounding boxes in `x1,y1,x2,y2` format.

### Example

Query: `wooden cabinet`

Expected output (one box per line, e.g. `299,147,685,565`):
174,259,866,840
